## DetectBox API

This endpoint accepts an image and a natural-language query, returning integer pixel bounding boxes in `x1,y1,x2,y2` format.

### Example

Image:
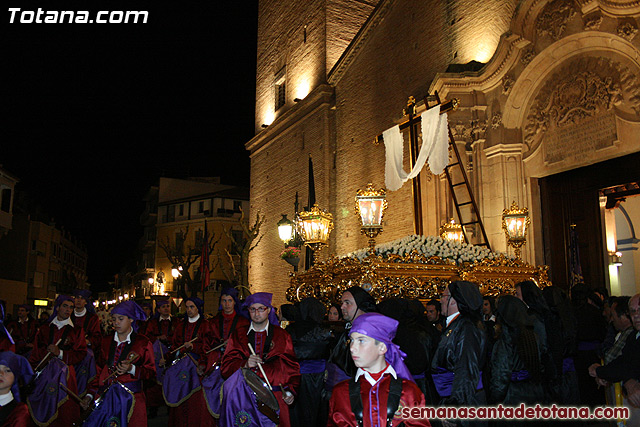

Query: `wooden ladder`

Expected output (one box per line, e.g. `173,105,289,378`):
428,92,491,249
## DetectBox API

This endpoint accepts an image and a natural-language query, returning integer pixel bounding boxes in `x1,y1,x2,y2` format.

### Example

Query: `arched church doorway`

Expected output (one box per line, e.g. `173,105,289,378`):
539,152,640,295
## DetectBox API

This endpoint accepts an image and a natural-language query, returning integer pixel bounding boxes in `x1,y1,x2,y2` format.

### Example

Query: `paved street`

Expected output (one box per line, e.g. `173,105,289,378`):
147,406,170,427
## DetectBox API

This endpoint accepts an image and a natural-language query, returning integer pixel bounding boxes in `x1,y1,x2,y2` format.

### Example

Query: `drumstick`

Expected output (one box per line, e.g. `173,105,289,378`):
103,353,140,383
280,383,293,400
205,340,228,354
34,339,62,372
169,336,198,355
247,343,272,390
185,353,198,366
60,382,83,403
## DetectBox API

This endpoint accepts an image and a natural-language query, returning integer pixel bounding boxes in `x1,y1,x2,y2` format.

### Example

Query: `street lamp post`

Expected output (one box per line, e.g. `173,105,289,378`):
171,266,183,296
277,214,295,244
277,193,304,271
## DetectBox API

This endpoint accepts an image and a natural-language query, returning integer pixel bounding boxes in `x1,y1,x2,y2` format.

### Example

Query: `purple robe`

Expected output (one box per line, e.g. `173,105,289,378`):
152,340,168,384
75,348,97,397
202,366,223,417
82,382,134,427
219,369,278,427
162,355,201,406
26,357,71,425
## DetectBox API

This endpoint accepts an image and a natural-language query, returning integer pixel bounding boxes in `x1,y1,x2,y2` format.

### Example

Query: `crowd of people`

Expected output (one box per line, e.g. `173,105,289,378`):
0,281,638,426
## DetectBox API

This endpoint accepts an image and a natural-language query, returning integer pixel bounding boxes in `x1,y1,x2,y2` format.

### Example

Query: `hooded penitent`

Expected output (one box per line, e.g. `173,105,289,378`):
344,285,377,320
0,351,34,401
184,297,205,317
72,289,95,313
47,294,74,322
242,292,279,326
350,312,414,382
449,281,483,317
111,300,148,331
218,286,241,314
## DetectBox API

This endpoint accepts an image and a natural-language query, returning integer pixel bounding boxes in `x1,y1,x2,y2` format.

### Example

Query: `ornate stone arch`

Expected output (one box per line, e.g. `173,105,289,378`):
503,31,640,129
503,32,640,176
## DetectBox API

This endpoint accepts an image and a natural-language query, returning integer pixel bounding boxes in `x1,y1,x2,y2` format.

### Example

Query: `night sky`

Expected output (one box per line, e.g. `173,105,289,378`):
5,1,259,291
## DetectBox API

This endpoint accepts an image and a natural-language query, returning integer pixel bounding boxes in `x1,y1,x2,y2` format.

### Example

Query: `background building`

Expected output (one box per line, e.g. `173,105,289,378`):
123,176,250,313
0,166,18,238
247,0,640,306
0,185,88,316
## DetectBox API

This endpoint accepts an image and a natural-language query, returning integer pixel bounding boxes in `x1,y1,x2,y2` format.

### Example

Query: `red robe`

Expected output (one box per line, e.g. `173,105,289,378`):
143,315,180,409
29,322,87,368
0,400,33,427
145,316,179,347
0,338,14,354
95,331,156,427
71,311,103,352
328,374,430,427
168,316,215,427
207,312,249,368
29,321,87,426
221,322,300,427
7,317,37,356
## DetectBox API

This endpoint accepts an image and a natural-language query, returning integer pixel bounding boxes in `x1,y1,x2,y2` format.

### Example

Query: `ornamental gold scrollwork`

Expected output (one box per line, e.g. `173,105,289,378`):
287,250,551,306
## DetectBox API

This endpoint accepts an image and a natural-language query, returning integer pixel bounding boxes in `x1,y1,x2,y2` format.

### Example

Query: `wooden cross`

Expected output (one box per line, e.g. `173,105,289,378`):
374,96,458,235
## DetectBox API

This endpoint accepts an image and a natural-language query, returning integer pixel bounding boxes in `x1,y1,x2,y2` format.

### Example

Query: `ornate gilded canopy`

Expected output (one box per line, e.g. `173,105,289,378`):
286,250,550,306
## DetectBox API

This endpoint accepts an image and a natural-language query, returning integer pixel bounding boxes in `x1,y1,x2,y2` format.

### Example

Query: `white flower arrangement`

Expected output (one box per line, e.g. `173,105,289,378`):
344,234,509,265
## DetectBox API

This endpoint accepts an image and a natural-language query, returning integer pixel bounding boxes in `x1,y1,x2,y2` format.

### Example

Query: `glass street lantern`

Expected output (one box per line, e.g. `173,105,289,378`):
277,214,295,244
502,201,531,258
440,218,465,244
297,204,334,251
354,183,388,253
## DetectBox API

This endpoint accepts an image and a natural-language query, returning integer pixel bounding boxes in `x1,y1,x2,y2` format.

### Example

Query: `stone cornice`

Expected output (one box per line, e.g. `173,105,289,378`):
245,84,334,156
429,33,531,98
484,143,525,158
597,0,640,16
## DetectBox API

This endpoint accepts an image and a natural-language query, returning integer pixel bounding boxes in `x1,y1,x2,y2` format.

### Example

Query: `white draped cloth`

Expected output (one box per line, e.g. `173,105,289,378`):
384,104,449,191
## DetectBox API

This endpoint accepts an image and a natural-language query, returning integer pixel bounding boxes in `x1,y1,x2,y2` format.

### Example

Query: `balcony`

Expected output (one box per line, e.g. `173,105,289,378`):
139,210,158,226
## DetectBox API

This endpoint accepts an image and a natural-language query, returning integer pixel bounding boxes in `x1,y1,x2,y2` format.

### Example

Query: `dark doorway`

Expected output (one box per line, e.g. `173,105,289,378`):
539,152,640,290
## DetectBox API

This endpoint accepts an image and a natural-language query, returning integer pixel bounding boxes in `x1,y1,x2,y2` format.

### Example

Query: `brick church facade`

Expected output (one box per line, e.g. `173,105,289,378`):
246,0,640,306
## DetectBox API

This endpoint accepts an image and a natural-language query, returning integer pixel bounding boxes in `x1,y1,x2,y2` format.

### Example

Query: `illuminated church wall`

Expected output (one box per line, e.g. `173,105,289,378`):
329,0,518,259
248,0,640,303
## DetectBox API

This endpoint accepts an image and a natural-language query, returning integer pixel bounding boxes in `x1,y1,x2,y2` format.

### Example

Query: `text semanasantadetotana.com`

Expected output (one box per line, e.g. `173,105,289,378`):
9,8,148,24
399,404,630,421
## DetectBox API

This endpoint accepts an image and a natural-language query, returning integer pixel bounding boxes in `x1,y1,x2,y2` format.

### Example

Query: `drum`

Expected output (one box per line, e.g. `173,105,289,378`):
219,368,279,427
162,355,202,406
242,368,279,424
82,382,135,427
152,339,168,384
202,366,223,417
27,357,71,426
75,348,97,396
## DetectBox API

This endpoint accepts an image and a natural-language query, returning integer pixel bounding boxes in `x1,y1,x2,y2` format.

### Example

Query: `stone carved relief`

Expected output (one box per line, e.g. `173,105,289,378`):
617,22,638,41
524,57,640,151
536,0,577,41
451,122,472,141
471,120,487,141
451,120,487,143
502,74,515,95
584,15,603,31
521,48,536,66
491,112,503,129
